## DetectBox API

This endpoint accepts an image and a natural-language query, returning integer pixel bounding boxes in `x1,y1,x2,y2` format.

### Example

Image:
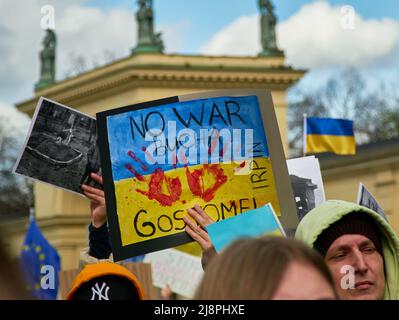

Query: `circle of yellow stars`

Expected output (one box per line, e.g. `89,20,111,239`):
23,244,46,291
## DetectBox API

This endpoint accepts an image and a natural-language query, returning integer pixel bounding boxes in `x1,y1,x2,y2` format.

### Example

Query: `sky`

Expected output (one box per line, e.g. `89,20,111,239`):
1,0,399,108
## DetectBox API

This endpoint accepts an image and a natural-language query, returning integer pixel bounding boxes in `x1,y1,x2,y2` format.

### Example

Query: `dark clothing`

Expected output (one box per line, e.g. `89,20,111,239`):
88,223,112,259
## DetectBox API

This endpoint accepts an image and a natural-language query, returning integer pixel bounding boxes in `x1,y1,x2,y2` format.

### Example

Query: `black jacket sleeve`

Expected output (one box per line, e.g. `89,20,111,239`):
88,223,112,259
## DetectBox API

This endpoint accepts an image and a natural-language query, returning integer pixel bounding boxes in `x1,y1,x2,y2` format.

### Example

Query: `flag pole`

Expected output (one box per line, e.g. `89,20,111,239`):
29,207,35,222
303,113,307,157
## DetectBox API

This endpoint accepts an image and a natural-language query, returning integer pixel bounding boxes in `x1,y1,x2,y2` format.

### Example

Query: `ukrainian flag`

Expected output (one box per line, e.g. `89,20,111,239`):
305,117,356,155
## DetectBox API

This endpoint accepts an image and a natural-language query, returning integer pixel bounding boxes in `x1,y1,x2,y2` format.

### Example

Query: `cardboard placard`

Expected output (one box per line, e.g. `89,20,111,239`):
96,90,297,261
144,249,203,298
206,203,285,253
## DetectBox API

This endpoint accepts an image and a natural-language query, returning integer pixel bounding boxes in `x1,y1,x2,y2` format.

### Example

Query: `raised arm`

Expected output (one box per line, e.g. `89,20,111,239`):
82,173,111,259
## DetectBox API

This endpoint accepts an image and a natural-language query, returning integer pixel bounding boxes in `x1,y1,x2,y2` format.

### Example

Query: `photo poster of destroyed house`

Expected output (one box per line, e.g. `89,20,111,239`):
287,156,326,221
13,97,102,195
357,182,387,221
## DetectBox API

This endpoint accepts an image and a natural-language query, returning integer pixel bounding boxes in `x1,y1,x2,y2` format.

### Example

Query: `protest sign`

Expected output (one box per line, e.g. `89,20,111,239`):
144,249,203,298
97,89,297,260
206,203,285,253
357,182,387,221
13,97,101,194
287,156,325,221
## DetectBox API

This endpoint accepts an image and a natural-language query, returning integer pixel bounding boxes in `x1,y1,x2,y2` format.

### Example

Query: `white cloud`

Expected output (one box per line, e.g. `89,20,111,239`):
57,5,135,78
0,0,135,105
201,1,399,69
0,101,30,135
0,100,32,203
201,15,259,56
160,19,192,54
279,1,399,69
0,1,43,104
0,101,13,109
0,0,186,106
2,0,398,107
0,100,30,160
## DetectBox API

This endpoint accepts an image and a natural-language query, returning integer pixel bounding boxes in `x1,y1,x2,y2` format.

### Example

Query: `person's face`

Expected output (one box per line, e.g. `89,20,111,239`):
272,261,336,300
325,234,385,300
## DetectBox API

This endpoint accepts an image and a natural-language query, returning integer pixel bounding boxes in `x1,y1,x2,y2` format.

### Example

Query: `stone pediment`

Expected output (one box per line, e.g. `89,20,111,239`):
17,53,305,115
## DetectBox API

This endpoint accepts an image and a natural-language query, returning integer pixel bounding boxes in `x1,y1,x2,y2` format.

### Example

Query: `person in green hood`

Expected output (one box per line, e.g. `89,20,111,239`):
295,200,399,300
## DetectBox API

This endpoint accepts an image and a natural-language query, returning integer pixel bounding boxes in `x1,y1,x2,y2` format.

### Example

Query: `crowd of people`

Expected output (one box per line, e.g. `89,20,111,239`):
76,172,399,300
2,171,399,300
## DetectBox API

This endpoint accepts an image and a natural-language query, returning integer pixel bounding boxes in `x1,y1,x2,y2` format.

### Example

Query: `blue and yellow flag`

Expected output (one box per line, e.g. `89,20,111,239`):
304,117,356,155
20,216,61,300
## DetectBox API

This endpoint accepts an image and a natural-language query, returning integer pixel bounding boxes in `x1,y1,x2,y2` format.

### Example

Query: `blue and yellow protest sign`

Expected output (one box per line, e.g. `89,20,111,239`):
97,90,297,261
206,203,285,253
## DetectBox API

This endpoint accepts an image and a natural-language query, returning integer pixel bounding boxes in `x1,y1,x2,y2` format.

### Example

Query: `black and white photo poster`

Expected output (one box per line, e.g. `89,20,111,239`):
357,182,387,221
287,156,326,221
13,97,101,194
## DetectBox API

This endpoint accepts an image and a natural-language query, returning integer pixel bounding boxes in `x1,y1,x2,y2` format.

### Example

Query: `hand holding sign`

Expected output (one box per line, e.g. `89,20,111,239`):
183,205,217,269
82,173,107,228
160,284,173,300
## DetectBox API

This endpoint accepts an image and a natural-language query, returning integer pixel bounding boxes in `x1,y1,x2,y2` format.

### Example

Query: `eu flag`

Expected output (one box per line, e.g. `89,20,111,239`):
20,216,61,300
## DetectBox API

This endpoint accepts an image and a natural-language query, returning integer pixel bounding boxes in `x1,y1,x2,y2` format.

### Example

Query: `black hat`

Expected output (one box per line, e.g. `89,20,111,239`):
66,262,145,300
314,213,383,257
70,275,141,300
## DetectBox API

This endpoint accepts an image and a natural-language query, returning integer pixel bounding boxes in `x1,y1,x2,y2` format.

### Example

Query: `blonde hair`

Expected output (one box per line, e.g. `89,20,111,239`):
194,236,335,300
0,238,30,299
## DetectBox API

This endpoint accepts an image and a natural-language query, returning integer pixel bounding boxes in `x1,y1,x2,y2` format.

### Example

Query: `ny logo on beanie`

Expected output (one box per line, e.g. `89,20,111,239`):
91,282,110,300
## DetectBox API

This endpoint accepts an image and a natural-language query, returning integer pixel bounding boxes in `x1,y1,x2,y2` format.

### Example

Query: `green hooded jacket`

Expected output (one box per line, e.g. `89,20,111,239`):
295,200,399,300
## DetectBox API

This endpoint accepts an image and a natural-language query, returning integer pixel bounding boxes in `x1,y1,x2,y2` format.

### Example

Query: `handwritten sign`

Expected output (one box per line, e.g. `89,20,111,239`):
143,249,203,298
97,90,297,261
206,203,285,253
